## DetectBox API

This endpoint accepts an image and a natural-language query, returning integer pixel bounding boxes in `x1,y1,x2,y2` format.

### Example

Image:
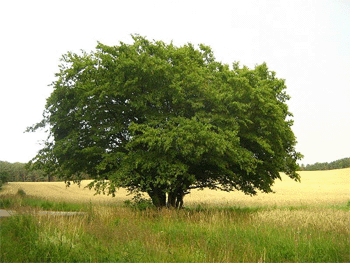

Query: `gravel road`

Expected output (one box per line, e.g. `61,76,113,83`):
0,209,86,217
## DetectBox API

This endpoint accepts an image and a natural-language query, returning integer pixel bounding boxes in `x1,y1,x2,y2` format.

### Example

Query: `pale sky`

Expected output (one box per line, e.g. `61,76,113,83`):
0,0,349,165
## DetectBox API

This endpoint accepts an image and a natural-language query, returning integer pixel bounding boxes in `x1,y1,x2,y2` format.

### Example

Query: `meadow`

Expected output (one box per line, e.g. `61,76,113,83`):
0,168,349,262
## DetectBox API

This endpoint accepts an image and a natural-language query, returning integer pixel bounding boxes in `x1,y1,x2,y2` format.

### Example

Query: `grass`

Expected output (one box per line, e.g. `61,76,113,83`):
1,168,349,262
0,194,89,212
1,196,349,262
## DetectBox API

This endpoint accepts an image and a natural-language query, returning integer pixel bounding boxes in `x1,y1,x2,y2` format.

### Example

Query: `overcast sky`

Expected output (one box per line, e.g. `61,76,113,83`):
0,0,349,165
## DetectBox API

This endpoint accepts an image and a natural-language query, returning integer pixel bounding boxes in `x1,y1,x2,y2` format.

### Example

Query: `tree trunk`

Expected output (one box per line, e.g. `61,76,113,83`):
175,193,184,209
148,188,166,208
149,185,189,209
167,188,186,209
168,192,177,207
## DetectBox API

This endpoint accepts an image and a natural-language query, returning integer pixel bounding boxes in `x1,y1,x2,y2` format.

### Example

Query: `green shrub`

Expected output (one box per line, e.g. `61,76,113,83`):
124,193,154,210
17,188,26,196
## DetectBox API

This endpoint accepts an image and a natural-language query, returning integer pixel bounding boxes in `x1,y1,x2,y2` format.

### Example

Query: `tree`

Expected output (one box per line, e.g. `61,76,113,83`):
27,35,303,208
0,161,49,182
0,171,9,188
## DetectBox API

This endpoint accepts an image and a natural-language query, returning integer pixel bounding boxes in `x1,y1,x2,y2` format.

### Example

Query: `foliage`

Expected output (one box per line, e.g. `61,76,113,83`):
299,157,350,171
27,35,302,207
0,171,9,189
0,161,52,182
123,192,155,210
17,188,27,196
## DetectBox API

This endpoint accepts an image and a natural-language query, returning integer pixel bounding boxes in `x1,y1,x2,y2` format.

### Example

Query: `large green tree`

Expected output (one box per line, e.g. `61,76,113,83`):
28,35,302,208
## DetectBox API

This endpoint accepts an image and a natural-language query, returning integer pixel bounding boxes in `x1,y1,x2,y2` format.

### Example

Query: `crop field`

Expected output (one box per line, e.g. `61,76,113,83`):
1,168,349,206
1,168,349,262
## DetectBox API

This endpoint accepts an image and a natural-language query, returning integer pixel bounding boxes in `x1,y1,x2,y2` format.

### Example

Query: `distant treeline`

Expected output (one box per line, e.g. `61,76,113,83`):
0,161,57,186
1,157,349,186
299,157,350,171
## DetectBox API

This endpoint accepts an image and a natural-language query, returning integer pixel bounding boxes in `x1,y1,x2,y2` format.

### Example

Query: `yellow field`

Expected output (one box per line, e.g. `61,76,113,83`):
1,168,349,206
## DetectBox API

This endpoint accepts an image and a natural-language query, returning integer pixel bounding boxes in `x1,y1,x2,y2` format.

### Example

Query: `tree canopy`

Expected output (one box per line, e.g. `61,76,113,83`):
28,35,303,208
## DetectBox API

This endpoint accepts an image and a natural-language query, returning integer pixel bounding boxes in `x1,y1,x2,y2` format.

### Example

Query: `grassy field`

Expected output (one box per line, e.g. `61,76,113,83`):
0,168,349,262
1,168,349,206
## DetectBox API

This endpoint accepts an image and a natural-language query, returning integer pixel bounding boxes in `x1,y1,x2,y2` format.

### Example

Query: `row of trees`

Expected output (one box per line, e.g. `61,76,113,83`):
2,156,348,186
0,161,55,184
299,157,350,171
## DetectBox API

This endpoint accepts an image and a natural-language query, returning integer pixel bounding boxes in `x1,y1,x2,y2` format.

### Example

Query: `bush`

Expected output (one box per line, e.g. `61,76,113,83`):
0,171,9,189
124,193,154,210
17,188,27,196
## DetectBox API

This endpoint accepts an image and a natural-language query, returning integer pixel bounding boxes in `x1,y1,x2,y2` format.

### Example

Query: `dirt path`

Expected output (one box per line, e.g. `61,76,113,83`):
0,209,15,217
0,209,86,218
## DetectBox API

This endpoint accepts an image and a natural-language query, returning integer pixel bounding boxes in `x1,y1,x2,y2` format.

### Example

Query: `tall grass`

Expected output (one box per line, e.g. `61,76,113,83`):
0,194,89,212
1,197,349,262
